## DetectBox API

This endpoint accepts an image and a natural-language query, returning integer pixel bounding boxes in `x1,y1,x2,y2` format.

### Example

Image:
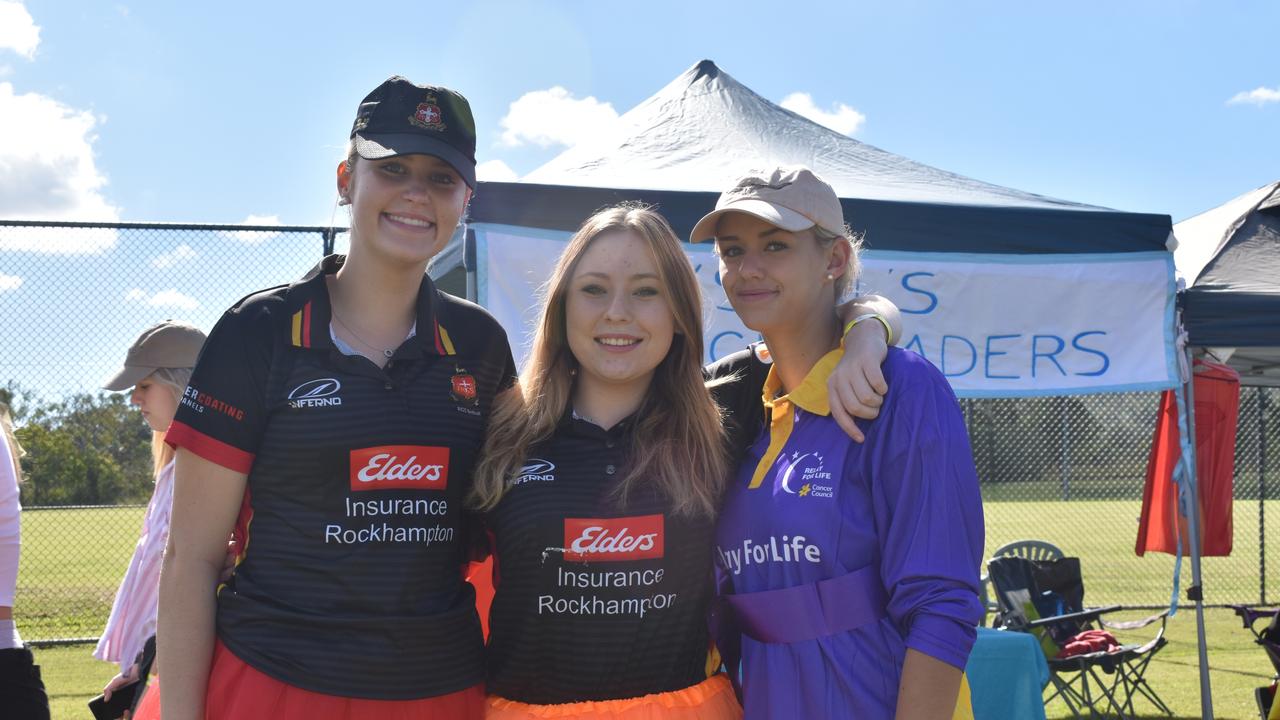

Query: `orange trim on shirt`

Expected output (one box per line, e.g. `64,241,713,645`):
165,420,254,474
748,348,842,490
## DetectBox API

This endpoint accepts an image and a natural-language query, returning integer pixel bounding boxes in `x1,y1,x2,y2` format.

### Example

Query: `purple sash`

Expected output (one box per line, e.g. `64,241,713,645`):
723,564,887,644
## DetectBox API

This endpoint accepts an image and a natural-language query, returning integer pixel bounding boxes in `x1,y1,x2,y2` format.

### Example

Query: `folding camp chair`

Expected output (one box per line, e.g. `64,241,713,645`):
1228,605,1280,719
988,554,1172,720
979,539,1065,620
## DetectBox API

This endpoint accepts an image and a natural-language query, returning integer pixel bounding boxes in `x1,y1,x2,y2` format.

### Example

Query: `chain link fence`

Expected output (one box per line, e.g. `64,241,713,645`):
2,221,1277,643
969,390,1279,610
2,221,342,642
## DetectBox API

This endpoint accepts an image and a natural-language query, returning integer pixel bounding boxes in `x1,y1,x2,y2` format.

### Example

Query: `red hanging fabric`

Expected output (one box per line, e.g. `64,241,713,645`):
1136,359,1240,557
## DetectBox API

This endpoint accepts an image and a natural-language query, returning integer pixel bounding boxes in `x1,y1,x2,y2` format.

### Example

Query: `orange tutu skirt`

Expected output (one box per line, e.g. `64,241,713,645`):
131,674,161,720
485,674,741,720
199,640,483,720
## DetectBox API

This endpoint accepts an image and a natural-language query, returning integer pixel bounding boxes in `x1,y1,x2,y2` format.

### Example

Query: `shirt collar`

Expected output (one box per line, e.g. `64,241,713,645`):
559,404,637,441
761,347,844,417
283,254,448,357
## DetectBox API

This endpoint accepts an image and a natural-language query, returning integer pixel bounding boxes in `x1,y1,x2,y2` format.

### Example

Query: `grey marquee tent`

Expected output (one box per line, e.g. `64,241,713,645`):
1175,180,1280,386
430,59,1170,290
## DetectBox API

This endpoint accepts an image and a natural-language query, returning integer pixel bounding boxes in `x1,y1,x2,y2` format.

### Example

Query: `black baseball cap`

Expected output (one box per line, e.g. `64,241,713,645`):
349,76,477,188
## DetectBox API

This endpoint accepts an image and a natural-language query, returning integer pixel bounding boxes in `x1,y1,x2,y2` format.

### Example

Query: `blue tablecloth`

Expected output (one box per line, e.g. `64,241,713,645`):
966,627,1050,720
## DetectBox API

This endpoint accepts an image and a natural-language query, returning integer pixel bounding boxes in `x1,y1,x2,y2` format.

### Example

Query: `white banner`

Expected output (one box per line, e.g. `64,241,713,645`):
473,223,1178,397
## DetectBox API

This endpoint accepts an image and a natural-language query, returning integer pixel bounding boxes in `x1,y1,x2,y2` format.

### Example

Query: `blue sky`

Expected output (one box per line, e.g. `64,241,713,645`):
2,0,1277,227
0,1,1277,398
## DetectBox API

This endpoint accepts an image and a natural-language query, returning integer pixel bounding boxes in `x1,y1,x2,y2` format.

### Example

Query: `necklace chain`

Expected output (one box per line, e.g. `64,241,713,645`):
331,308,396,359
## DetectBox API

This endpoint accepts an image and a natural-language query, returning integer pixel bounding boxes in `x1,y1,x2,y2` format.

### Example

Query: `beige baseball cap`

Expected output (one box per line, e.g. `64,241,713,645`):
690,165,846,243
102,320,207,391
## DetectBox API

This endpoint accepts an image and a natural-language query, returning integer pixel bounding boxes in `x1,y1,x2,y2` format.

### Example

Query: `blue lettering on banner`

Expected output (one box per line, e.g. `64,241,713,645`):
706,266,734,312
905,334,926,358
900,272,938,314
940,335,977,377
710,330,745,363
1031,335,1067,377
1072,331,1111,377
984,334,1022,379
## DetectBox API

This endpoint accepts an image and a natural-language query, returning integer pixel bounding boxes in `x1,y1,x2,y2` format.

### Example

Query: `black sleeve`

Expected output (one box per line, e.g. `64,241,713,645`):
165,294,276,474
704,345,769,458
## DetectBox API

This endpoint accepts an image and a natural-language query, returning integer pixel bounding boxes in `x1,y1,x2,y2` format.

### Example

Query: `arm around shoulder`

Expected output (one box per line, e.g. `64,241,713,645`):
829,294,904,440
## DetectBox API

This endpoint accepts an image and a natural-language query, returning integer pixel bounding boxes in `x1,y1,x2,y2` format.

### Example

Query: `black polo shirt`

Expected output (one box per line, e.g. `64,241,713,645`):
705,343,771,462
167,255,515,700
483,413,722,704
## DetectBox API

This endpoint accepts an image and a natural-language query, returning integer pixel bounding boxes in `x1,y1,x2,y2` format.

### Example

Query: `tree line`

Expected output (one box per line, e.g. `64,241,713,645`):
3,384,154,506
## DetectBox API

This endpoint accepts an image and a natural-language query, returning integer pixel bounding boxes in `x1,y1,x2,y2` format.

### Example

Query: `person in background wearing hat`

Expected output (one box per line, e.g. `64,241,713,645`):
0,401,51,720
698,166,984,720
159,76,515,720
94,320,206,719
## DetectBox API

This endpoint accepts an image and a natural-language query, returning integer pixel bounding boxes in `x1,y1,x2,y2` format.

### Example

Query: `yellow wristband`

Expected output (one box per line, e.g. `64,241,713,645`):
843,313,893,347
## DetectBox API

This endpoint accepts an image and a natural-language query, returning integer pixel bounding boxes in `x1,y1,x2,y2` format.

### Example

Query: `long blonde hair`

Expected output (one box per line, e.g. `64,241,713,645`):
471,204,728,517
145,367,192,475
0,402,22,484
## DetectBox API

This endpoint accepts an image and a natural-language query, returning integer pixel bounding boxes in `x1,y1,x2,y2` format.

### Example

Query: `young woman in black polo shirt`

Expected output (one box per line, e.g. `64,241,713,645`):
469,204,899,720
159,77,514,720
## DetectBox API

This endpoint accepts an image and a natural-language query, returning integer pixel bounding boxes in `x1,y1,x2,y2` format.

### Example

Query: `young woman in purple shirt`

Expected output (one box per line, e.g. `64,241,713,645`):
696,166,985,720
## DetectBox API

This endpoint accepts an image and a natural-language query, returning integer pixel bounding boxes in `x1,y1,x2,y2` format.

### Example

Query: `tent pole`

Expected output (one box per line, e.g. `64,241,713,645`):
1182,345,1215,719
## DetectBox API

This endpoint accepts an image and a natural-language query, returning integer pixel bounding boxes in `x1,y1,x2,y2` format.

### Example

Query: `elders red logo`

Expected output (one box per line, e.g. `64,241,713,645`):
350,445,449,491
563,514,664,562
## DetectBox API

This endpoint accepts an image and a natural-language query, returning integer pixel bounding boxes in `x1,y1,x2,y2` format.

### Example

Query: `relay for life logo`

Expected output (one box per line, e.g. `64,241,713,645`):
350,445,450,491
563,514,664,562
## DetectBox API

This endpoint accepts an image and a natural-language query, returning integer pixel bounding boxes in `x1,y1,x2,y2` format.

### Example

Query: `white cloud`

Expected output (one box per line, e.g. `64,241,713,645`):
0,2,40,59
499,86,619,148
124,287,199,310
779,92,866,136
151,243,197,269
0,272,22,291
476,159,518,182
1228,86,1280,106
222,214,282,244
0,225,116,254
0,82,120,254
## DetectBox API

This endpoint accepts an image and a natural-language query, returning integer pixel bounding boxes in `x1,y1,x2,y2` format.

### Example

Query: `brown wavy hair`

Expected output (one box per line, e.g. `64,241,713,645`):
471,204,728,518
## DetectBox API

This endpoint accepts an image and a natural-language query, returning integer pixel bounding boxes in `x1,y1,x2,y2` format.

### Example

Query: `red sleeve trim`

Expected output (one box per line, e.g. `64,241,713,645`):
165,420,255,475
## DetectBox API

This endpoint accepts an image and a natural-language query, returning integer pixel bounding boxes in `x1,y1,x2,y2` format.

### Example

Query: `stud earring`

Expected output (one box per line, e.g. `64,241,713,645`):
826,273,834,281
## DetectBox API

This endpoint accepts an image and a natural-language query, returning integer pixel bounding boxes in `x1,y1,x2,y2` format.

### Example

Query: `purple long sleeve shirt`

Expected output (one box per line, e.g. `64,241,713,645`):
715,347,985,719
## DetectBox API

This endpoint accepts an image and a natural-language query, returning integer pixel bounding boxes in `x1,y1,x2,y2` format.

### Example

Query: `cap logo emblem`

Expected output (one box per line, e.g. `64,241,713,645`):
727,179,792,198
409,94,446,132
352,102,376,133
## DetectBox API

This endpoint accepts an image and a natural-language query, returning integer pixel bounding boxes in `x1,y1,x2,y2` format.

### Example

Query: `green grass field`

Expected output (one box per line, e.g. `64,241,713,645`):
14,502,1280,719
17,506,146,640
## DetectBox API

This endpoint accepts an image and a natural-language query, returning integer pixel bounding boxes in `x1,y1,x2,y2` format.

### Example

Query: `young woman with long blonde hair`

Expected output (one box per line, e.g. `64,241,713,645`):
471,202,901,720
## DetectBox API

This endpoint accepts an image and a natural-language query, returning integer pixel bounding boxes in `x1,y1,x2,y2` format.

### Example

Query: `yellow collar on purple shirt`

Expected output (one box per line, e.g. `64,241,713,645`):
749,347,843,489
